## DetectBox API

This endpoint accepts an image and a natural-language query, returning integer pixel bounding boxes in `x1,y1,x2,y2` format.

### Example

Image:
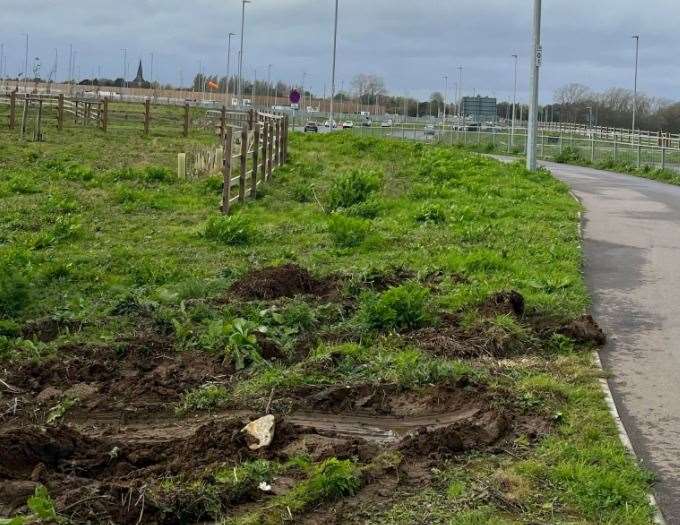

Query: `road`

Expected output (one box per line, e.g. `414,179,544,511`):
526,159,680,523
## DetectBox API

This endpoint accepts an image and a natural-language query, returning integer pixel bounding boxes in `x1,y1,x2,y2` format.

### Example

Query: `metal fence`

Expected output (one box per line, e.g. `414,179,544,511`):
348,124,680,174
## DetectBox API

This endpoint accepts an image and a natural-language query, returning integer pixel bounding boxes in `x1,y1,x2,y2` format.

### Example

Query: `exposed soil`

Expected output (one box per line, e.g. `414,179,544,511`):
228,264,338,301
480,290,526,318
0,366,540,524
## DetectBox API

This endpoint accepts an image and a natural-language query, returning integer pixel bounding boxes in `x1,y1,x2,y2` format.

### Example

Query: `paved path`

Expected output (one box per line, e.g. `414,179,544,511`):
529,160,680,523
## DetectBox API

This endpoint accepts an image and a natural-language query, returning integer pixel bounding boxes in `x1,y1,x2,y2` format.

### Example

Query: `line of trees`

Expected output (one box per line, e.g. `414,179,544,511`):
549,83,680,133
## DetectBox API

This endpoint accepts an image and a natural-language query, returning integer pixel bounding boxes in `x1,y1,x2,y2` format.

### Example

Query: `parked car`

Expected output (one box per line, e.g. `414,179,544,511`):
324,120,338,128
381,119,393,128
424,124,436,136
361,118,373,127
304,122,319,133
342,121,354,129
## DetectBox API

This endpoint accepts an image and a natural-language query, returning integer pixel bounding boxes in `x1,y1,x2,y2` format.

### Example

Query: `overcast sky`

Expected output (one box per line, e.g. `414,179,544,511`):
3,0,679,103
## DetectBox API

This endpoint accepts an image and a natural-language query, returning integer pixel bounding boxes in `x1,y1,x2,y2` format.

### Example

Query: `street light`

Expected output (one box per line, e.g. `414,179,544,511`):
22,33,29,91
632,35,640,142
226,32,236,106
526,0,542,171
266,63,272,108
511,54,518,149
329,0,340,133
442,75,448,129
237,0,251,107
457,66,463,119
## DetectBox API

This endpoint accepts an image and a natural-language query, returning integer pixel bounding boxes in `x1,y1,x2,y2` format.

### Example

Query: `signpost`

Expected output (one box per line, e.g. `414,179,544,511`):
289,89,301,105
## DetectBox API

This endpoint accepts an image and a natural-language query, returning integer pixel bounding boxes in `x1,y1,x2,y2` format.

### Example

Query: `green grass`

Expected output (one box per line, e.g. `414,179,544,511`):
0,124,655,524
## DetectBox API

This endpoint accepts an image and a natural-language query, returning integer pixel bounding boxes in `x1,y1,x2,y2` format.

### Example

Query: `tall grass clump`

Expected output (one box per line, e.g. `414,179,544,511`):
327,169,381,211
359,283,431,331
203,215,253,245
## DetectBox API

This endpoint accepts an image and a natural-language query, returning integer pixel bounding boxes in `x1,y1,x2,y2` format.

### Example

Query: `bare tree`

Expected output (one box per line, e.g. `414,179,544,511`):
351,74,386,104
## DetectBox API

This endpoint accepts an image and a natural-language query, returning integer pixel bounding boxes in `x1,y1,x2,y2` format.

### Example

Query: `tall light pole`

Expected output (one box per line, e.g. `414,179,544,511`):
586,106,593,131
511,54,518,148
226,32,236,106
329,0,340,132
457,66,463,118
526,0,542,171
632,34,639,142
266,63,272,108
442,75,448,128
22,33,29,91
237,0,251,106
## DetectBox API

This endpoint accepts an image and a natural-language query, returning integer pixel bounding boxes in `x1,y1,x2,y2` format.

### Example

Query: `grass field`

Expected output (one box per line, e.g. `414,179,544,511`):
0,126,654,524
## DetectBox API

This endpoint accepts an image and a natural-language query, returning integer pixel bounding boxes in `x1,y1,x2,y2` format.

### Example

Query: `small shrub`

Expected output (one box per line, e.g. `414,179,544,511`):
201,318,266,370
415,203,447,224
327,215,370,248
328,169,381,210
359,283,430,331
33,217,82,249
143,166,174,183
177,383,230,414
343,198,382,219
0,262,29,316
203,176,224,192
291,181,314,203
304,458,361,501
64,164,95,182
203,215,253,245
554,146,586,164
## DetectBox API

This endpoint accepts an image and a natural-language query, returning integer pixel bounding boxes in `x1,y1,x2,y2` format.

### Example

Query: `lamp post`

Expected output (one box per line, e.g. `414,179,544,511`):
329,0,340,132
586,106,593,131
226,32,236,106
237,0,251,107
526,0,542,171
632,35,639,143
442,75,448,130
457,66,463,119
266,63,272,108
511,54,518,149
22,33,29,92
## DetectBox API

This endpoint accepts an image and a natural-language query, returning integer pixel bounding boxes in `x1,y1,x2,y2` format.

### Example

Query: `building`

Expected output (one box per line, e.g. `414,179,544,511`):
461,96,497,123
130,60,150,88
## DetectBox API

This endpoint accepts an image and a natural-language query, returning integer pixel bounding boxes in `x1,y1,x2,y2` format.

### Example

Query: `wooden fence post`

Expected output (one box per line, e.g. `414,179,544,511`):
248,108,255,130
74,100,79,124
20,96,29,138
57,94,64,131
177,153,186,179
260,120,269,182
183,103,190,137
102,98,109,132
267,119,274,181
33,99,43,142
283,115,289,163
239,127,248,204
222,127,233,214
144,99,151,135
276,119,282,167
251,123,260,199
9,90,17,130
220,106,227,140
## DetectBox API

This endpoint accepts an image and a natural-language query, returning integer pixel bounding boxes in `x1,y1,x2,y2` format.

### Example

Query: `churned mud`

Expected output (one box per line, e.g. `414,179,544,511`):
0,269,599,523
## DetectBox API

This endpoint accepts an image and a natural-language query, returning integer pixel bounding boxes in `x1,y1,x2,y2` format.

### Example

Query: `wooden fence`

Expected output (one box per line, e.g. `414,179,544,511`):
0,90,259,139
178,109,290,214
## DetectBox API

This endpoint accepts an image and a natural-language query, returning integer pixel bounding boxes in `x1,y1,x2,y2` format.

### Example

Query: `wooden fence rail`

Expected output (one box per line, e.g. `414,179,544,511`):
176,109,289,214
0,91,257,139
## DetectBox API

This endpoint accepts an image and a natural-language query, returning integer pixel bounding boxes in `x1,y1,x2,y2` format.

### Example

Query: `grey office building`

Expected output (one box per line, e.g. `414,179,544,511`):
461,96,497,123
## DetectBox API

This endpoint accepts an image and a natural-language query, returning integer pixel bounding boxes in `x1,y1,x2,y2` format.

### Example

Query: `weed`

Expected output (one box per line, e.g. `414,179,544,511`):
327,214,370,248
290,181,314,203
415,203,447,224
327,169,381,210
202,318,267,370
359,283,431,331
46,396,78,424
554,146,587,164
0,261,29,316
177,383,230,414
203,215,253,245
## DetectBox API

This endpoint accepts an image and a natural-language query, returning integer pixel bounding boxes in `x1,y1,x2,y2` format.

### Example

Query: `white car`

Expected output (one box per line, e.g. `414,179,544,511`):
381,119,393,128
323,120,338,128
342,121,354,129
